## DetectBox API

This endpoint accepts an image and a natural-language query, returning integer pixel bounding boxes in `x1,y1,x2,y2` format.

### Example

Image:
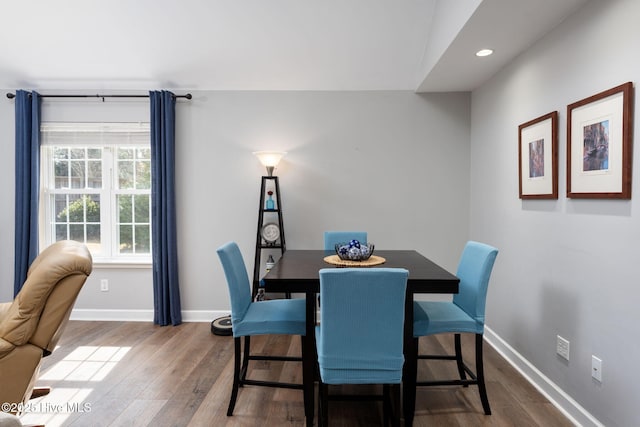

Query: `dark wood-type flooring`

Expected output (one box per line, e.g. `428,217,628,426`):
19,321,574,426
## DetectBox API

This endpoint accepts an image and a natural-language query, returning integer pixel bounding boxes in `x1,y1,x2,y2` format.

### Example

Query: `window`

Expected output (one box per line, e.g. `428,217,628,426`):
40,123,152,263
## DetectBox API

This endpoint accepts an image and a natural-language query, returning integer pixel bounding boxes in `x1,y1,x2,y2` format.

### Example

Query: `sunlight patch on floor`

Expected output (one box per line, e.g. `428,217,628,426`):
19,346,131,426
39,346,130,381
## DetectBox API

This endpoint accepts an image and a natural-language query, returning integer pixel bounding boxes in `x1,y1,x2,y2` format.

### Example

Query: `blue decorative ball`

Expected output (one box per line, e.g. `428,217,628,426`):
349,239,361,249
348,247,361,259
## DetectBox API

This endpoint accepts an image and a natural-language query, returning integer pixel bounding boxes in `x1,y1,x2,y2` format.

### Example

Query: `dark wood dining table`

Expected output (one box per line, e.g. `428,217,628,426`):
261,249,459,427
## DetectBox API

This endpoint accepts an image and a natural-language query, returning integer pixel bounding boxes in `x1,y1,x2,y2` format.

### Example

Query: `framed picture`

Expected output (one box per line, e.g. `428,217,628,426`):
567,82,633,199
519,111,558,199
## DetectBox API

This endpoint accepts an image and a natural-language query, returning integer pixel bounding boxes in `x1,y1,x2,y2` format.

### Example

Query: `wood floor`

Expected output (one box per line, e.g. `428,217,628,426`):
19,321,574,427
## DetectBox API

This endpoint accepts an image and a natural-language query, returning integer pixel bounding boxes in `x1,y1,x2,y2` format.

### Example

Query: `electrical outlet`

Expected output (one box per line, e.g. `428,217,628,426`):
100,279,109,292
592,356,602,382
556,335,570,360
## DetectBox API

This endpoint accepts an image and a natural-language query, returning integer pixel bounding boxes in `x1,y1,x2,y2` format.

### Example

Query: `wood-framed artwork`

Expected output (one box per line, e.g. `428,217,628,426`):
567,82,633,199
518,111,558,199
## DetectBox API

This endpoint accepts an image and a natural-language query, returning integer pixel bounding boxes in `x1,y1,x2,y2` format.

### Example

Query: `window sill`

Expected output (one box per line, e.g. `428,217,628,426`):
92,259,152,269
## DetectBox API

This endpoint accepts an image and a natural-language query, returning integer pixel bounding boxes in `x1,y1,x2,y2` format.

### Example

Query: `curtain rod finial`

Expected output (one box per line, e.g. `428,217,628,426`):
6,93,15,99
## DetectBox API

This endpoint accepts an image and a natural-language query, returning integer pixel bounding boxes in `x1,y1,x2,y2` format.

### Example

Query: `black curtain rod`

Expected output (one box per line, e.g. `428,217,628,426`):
6,92,192,100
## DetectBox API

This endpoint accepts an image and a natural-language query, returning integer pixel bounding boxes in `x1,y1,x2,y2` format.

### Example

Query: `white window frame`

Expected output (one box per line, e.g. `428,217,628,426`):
40,122,152,265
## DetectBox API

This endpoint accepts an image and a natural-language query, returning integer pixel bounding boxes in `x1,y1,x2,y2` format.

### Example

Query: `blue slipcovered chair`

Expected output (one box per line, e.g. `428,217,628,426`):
316,268,408,427
323,231,367,250
216,242,306,416
319,230,368,306
412,241,498,415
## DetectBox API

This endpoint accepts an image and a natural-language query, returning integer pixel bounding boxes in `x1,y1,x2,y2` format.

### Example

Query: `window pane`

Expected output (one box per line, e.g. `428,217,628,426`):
119,225,133,253
70,148,85,159
137,147,150,159
134,195,150,223
70,160,85,188
88,148,101,159
135,225,150,253
56,224,67,241
118,161,134,189
118,148,133,159
70,224,85,242
87,160,102,189
55,194,68,221
54,160,69,189
85,195,101,222
136,160,151,189
54,147,69,159
65,195,85,222
87,224,100,244
118,195,132,223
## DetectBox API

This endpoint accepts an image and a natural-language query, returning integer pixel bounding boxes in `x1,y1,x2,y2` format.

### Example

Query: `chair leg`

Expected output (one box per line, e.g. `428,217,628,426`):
319,382,328,427
383,384,390,427
240,335,251,383
227,337,242,416
454,333,468,386
382,384,401,427
392,384,401,427
475,333,491,415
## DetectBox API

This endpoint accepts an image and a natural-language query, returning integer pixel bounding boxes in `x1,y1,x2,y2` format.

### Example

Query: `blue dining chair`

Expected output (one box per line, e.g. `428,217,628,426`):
319,230,368,306
323,231,367,250
412,241,498,415
316,268,408,427
216,242,306,416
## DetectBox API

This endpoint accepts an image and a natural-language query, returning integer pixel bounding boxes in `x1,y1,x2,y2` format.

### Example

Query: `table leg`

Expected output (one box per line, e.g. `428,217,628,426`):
403,294,416,427
303,292,316,427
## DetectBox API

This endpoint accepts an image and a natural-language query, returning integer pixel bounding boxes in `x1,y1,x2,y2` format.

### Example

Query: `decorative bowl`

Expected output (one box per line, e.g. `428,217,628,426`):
334,240,375,261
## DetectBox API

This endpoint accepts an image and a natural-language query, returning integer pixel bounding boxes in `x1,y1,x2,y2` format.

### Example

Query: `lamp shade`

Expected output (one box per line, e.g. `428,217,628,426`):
253,151,287,176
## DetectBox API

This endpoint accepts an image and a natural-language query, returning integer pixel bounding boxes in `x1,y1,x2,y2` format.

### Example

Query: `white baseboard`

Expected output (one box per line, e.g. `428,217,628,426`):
484,326,604,427
182,310,231,322
70,309,154,322
70,309,230,323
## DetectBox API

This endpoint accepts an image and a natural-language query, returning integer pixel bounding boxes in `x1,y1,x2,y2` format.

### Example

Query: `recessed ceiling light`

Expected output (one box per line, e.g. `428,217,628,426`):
476,49,494,57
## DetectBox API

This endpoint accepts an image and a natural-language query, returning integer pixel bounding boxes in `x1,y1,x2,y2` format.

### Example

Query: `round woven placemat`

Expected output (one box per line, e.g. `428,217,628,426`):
323,254,386,267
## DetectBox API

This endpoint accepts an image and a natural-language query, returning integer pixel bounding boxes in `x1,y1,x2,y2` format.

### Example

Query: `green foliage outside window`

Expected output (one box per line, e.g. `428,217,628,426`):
56,195,99,222
56,195,100,242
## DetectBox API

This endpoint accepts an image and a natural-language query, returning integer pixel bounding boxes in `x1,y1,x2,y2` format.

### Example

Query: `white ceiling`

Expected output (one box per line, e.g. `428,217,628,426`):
0,0,588,93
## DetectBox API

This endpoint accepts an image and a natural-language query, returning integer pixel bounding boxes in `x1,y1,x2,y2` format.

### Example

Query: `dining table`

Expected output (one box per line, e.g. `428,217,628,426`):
261,249,459,427
263,249,460,426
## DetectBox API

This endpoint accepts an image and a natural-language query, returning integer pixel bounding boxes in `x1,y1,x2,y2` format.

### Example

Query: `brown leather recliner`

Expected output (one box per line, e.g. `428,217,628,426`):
0,240,92,412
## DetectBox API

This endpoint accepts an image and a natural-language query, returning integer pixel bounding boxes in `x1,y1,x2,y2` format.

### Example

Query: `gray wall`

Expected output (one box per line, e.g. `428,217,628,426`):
0,91,471,319
470,0,639,426
178,91,471,314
